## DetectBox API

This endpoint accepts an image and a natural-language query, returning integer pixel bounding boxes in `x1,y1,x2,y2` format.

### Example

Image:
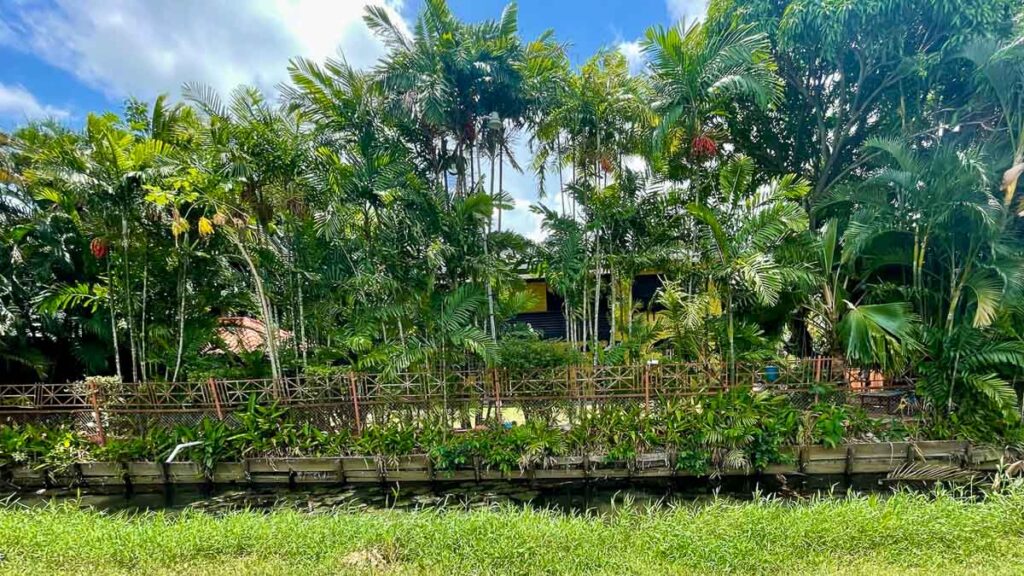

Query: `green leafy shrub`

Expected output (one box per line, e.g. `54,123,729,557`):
353,420,417,458
430,420,567,473
808,404,847,448
497,334,582,371
92,428,176,462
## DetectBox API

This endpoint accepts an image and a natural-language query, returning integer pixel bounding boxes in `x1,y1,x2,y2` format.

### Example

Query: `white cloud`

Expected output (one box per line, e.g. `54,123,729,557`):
495,132,567,242
0,0,407,100
0,83,69,122
616,40,646,75
666,0,708,23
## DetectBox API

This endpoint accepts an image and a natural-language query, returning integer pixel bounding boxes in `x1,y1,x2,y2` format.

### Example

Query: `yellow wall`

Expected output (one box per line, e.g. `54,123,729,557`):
521,282,548,313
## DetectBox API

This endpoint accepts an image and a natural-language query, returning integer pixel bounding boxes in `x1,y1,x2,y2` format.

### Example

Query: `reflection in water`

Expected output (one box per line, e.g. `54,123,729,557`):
5,475,897,516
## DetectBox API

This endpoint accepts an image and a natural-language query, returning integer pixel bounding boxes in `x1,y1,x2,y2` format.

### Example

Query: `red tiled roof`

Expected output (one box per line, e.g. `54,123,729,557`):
210,316,292,355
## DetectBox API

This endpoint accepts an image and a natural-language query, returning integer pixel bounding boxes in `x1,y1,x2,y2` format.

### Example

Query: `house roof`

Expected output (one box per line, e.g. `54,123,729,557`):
210,316,292,355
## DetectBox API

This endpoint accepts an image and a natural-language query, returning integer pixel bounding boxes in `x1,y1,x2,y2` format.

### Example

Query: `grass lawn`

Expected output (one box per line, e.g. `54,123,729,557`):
2,488,1024,575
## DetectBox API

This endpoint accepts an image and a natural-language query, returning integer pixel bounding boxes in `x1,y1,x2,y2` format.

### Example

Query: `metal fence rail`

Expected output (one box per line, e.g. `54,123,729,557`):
0,359,913,435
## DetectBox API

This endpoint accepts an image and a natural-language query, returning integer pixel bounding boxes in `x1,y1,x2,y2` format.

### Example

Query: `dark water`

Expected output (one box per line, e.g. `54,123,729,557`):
3,475,896,516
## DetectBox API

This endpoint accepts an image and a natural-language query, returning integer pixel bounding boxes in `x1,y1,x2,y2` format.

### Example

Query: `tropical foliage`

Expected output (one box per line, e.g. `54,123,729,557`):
1,389,917,479
2,0,1024,434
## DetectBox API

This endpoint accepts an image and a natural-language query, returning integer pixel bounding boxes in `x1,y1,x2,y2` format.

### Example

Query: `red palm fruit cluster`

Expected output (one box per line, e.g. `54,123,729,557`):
90,237,109,259
691,134,718,158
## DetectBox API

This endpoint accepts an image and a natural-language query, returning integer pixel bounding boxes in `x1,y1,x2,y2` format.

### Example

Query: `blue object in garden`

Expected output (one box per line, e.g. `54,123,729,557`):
503,421,514,430
764,365,779,384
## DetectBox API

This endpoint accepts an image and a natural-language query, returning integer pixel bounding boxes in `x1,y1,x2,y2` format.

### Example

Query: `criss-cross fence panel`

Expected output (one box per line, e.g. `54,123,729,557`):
0,359,916,435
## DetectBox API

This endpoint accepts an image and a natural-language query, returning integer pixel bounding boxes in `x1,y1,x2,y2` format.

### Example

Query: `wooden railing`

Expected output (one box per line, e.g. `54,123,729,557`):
0,358,909,418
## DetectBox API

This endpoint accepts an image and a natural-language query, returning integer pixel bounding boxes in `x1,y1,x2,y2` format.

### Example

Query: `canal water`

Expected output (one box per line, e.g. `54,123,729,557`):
4,475,901,516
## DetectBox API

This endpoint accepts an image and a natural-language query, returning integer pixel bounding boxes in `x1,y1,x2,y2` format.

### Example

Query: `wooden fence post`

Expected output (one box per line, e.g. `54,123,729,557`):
88,379,106,445
208,378,224,420
348,372,363,432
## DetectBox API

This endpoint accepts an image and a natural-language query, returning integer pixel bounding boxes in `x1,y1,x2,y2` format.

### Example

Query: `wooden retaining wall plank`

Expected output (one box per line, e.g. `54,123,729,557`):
914,440,969,462
433,469,476,482
383,455,432,482
968,445,1004,471
165,462,204,483
9,466,45,488
212,463,246,483
21,441,1019,489
78,462,124,486
528,463,585,477
802,446,848,475
849,442,909,474
477,470,504,481
340,456,380,483
762,462,798,474
246,458,340,484
126,462,163,485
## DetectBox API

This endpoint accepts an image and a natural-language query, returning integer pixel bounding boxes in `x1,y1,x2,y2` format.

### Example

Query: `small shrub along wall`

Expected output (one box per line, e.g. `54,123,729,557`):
3,388,1020,488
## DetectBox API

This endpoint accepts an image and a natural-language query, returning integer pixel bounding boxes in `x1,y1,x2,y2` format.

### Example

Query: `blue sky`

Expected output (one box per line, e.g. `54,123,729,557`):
0,0,705,237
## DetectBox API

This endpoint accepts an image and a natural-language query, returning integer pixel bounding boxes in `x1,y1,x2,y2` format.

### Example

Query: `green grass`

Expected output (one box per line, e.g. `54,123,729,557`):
2,488,1024,575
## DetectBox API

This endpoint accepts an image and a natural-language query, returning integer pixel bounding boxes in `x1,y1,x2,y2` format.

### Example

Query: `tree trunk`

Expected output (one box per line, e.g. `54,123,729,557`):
557,136,566,217
107,259,123,383
233,232,281,382
485,151,498,343
728,291,736,388
581,284,589,353
498,146,504,232
609,270,617,347
564,298,571,347
469,141,475,196
121,216,138,382
622,272,630,336
171,252,187,383
593,236,602,364
139,259,148,382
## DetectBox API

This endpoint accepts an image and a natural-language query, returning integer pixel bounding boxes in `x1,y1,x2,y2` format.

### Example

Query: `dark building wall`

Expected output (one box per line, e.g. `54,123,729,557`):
513,275,663,341
632,274,664,311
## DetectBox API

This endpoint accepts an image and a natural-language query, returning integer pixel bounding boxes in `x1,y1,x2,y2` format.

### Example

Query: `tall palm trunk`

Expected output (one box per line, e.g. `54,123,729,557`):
139,260,148,382
557,136,566,217
121,216,138,382
609,270,617,348
232,232,281,382
592,235,601,364
581,283,589,353
727,290,736,388
564,298,571,347
484,149,498,342
498,146,504,232
106,259,123,383
171,248,187,383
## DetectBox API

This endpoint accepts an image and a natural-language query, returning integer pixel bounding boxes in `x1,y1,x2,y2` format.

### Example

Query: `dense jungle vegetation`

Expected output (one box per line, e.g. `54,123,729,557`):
1,0,1024,436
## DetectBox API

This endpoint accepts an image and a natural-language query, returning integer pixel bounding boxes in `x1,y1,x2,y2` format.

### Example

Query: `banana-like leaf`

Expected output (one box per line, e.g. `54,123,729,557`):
837,301,917,367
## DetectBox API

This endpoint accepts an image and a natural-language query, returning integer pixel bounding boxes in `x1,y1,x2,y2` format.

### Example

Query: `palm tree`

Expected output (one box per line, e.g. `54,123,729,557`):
183,83,311,382
839,138,1024,414
686,157,813,380
24,113,174,383
810,218,918,370
643,19,779,176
